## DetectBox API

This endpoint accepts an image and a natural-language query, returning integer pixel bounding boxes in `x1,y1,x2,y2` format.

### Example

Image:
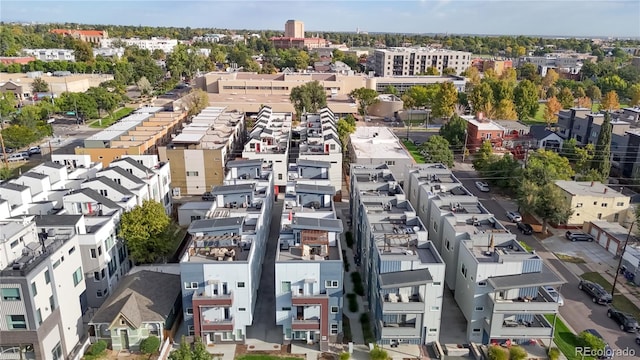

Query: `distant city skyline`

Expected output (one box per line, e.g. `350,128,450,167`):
3,0,640,38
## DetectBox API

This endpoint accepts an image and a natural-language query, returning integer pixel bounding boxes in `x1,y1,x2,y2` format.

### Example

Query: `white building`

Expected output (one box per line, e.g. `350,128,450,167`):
101,38,178,53
373,48,472,76
297,108,343,191
349,127,414,182
275,177,344,351
93,47,125,59
179,160,274,344
350,164,445,345
243,106,293,191
0,217,86,360
22,48,75,62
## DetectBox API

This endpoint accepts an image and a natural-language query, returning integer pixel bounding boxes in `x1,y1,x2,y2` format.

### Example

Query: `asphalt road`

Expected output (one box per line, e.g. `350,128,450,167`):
453,166,639,358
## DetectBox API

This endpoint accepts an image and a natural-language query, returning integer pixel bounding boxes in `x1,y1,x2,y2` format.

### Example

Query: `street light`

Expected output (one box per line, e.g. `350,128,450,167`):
611,220,636,296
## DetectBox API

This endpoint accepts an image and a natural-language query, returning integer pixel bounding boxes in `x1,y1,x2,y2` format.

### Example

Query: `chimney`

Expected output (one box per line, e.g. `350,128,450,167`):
591,181,595,187
477,112,484,121
604,188,608,194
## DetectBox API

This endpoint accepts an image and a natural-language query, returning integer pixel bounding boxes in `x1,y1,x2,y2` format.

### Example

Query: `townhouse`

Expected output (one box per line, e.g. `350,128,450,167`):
100,37,178,53
349,127,414,183
159,107,245,196
0,217,86,360
296,108,342,191
179,160,274,344
350,164,445,345
275,179,344,350
22,48,75,62
242,106,293,192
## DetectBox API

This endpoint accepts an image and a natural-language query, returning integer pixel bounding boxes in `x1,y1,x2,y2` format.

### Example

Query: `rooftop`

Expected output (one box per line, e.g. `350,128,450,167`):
465,117,507,132
377,47,471,54
555,181,627,198
350,127,412,160
468,238,535,263
488,263,565,290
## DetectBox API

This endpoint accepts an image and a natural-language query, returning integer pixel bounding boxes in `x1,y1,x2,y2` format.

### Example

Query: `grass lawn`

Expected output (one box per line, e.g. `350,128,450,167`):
544,315,590,360
403,140,425,163
89,107,135,128
518,241,533,252
236,356,303,360
580,272,640,319
554,253,586,263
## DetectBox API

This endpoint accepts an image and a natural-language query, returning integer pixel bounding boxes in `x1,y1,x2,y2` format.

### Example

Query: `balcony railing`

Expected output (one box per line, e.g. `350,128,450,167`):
382,293,425,312
488,287,560,314
292,317,321,330
201,317,233,331
192,291,233,306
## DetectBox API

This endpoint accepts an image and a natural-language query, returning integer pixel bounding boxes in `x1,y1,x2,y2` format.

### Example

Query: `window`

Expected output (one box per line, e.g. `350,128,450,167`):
281,281,291,293
31,282,37,296
188,326,195,336
237,282,245,288
49,295,56,310
478,281,487,287
472,328,481,333
430,306,440,311
90,249,97,258
97,290,103,298
186,171,199,176
331,323,338,335
575,203,583,208
433,222,438,233
72,267,83,287
51,342,62,360
10,239,19,248
614,213,619,222
98,246,102,256
190,215,202,221
239,308,246,311
36,309,43,325
433,282,441,286
184,282,198,289
325,280,339,288
44,270,50,284
278,174,283,180
6,315,26,329
593,201,598,205
461,264,467,278
330,144,336,150
186,308,193,315
617,202,625,207
68,246,75,255
385,160,395,166
331,306,339,313
597,213,602,219
1,288,21,301
52,259,61,269
99,189,108,197
601,203,608,207
282,307,291,311
429,328,437,332
475,306,484,311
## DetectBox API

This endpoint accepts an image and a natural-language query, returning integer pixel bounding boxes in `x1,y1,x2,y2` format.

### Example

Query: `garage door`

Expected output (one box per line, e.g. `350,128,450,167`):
589,227,604,246
607,239,619,255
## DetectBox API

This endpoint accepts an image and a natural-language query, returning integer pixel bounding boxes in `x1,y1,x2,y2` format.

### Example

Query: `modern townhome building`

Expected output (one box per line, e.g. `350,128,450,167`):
287,159,332,186
179,161,274,344
554,181,631,225
0,216,86,360
159,107,245,196
296,108,342,191
242,106,293,192
350,164,445,345
275,180,344,351
22,48,76,61
373,47,472,76
349,127,414,183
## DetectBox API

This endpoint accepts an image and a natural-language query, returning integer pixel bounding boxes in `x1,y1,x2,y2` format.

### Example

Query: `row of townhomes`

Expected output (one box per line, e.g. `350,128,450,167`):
0,154,172,359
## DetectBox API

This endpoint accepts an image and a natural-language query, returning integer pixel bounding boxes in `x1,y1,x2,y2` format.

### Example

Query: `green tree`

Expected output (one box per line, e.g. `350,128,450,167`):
136,76,153,95
13,105,42,129
0,92,17,126
586,85,602,105
518,63,540,83
120,200,172,264
513,79,538,120
383,85,398,96
465,66,481,87
519,181,573,234
557,87,575,109
1,125,38,149
86,87,119,117
481,154,523,191
419,135,454,167
72,40,94,62
336,118,356,147
574,143,595,177
509,346,528,360
31,77,50,93
577,330,606,353
370,346,389,360
166,43,189,80
589,111,612,182
442,67,457,76
432,82,458,119
473,140,497,171
151,49,166,60
470,81,494,117
350,87,379,116
494,99,518,120
439,114,467,150
402,85,438,109
289,81,327,118
628,83,640,106
523,149,575,187
425,66,440,75
184,89,210,117
487,345,509,360
139,336,161,354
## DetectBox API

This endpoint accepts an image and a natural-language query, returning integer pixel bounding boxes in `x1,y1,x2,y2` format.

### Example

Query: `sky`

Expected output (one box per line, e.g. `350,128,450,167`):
2,0,640,38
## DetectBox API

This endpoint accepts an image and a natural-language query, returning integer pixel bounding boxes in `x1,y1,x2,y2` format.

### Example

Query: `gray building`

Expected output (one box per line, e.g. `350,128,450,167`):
349,127,415,183
373,48,471,76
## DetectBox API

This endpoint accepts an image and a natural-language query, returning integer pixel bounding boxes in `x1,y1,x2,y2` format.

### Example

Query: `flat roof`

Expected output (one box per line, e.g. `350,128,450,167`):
378,269,433,289
465,118,506,131
297,159,331,168
212,183,254,195
172,133,204,143
179,201,216,211
555,181,627,198
294,183,335,195
488,264,565,290
291,217,343,232
189,217,244,232
350,127,413,160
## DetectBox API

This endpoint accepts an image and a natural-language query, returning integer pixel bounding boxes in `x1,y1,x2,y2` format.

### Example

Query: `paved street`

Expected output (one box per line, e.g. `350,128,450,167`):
452,161,638,358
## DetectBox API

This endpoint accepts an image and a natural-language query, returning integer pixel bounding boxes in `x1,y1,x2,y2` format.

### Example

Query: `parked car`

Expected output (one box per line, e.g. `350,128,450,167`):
18,151,30,158
607,308,639,332
545,286,564,306
516,222,533,235
7,153,29,162
565,231,594,242
636,333,640,345
28,146,41,155
578,279,613,305
582,329,613,359
201,192,215,201
475,181,490,192
506,211,522,222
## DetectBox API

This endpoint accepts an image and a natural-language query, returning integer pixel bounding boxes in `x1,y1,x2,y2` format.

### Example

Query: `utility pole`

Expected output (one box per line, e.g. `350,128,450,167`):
462,129,468,162
0,132,8,168
611,220,635,296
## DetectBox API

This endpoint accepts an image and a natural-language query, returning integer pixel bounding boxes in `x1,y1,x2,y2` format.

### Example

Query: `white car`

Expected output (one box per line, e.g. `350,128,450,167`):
506,211,522,222
475,181,490,192
545,287,564,306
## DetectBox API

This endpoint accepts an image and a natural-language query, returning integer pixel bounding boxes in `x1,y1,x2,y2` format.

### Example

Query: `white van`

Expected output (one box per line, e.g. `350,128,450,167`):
7,153,29,162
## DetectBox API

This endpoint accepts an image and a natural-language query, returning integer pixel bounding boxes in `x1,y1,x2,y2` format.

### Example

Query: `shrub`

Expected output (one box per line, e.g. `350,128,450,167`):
86,340,107,356
351,272,365,296
347,293,358,312
577,331,605,352
548,348,560,360
487,345,509,360
345,231,354,248
370,346,388,360
140,336,161,354
508,345,527,360
340,352,350,360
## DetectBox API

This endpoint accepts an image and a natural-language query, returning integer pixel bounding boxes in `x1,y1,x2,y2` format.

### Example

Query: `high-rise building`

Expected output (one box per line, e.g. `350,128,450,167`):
284,20,304,38
374,47,472,76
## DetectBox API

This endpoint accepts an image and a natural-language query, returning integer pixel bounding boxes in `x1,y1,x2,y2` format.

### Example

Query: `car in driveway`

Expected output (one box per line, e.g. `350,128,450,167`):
607,307,639,332
506,211,522,222
201,192,215,201
475,181,490,192
578,279,612,305
582,329,613,359
565,231,594,242
545,286,564,306
516,222,533,235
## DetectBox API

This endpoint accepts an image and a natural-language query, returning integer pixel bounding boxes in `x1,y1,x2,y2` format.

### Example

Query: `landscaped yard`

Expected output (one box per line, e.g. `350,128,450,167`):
236,355,303,360
89,107,135,128
544,315,589,360
402,140,425,163
580,272,640,319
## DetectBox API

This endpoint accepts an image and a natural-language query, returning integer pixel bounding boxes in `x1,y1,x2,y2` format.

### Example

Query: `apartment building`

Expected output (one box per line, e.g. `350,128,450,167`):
22,48,75,62
76,107,187,167
373,48,471,76
517,55,594,75
0,217,86,360
179,161,274,344
350,164,445,345
275,181,344,350
243,106,293,191
100,37,178,53
554,181,631,225
350,127,414,183
296,108,342,191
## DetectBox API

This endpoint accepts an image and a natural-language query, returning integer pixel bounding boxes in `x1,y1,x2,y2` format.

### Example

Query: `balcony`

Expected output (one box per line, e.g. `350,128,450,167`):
382,293,425,312
485,314,554,339
292,318,321,331
488,288,560,314
192,291,233,307
379,320,421,338
201,317,234,331
291,292,328,306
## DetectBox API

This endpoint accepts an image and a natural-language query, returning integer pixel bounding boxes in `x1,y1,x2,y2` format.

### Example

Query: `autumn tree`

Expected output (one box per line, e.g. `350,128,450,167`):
557,87,575,109
470,81,494,116
350,87,379,116
120,200,172,264
184,89,210,117
589,111,612,182
513,79,538,120
576,96,592,109
495,99,518,120
542,69,559,89
543,97,562,126
628,83,640,106
600,90,620,111
442,67,457,76
432,82,458,119
31,78,49,93
419,135,454,167
500,68,517,86
465,66,481,87
289,81,327,118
